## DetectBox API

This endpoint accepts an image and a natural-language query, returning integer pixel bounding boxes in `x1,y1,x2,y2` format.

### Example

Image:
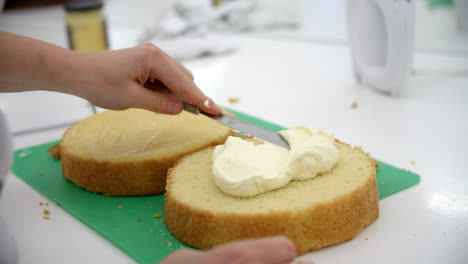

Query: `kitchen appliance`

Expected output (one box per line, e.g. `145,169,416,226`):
347,0,414,96
0,109,18,264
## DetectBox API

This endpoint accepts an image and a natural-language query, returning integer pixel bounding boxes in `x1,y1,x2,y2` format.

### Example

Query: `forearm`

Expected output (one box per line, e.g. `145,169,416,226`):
0,31,75,93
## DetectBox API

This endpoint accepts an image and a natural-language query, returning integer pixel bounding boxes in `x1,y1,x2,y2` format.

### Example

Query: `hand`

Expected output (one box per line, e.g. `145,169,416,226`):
160,236,312,264
0,32,221,115
66,43,222,115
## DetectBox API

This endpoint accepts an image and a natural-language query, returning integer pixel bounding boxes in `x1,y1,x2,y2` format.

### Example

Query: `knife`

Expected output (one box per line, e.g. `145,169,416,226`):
185,103,290,149
147,83,289,149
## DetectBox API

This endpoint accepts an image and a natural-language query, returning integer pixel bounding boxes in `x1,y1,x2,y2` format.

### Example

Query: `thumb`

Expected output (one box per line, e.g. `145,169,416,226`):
131,85,183,114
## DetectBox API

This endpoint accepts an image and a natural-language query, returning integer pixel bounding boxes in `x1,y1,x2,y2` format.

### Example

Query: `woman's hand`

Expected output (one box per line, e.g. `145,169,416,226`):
0,32,221,115
160,236,312,264
67,43,222,115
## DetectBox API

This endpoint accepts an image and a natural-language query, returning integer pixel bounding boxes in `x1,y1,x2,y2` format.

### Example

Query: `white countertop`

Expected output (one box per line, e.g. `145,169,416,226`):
0,1,467,263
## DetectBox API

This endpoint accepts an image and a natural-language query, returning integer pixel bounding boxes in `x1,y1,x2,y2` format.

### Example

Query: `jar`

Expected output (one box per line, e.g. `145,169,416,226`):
64,0,109,51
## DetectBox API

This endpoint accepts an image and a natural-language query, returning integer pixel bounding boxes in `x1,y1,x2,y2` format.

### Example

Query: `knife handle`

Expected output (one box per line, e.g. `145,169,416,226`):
145,80,201,115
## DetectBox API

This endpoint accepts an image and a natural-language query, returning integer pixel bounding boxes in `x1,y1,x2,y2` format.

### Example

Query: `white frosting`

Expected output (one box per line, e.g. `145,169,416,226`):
280,127,340,181
212,127,339,197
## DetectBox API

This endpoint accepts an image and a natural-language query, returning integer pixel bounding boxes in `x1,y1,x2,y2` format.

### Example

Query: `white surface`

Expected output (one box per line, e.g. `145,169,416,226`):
256,0,468,57
1,1,468,264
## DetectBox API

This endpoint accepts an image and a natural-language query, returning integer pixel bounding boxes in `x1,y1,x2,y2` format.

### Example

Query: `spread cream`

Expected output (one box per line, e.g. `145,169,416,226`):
212,127,339,197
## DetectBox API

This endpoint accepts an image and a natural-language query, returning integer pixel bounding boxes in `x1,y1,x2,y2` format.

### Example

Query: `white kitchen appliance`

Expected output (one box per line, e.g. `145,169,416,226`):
347,0,414,96
0,109,18,264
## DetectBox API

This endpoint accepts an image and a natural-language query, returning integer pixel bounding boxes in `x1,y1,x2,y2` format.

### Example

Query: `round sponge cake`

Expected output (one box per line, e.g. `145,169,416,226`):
164,141,379,253
60,109,232,196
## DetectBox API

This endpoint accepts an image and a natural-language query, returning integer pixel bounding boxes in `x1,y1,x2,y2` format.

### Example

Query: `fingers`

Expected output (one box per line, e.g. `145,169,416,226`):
173,59,194,80
200,236,297,264
130,84,183,114
141,44,222,115
159,249,203,264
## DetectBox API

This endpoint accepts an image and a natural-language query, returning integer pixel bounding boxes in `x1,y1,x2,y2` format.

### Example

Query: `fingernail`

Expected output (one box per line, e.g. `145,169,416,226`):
201,98,222,114
210,100,223,114
168,101,182,114
271,236,296,258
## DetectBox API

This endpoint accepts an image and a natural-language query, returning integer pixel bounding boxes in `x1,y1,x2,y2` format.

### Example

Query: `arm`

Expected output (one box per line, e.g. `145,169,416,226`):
0,31,221,115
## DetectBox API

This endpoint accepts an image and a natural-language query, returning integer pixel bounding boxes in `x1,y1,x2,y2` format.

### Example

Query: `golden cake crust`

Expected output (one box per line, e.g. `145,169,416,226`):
60,109,232,196
61,144,224,196
164,141,379,254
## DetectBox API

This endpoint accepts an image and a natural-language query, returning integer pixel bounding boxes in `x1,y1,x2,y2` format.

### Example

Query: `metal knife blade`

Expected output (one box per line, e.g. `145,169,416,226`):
210,114,290,149
182,103,289,149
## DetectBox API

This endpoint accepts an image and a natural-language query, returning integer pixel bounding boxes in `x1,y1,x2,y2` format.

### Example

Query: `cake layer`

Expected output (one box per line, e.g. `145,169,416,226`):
164,141,379,253
60,109,232,196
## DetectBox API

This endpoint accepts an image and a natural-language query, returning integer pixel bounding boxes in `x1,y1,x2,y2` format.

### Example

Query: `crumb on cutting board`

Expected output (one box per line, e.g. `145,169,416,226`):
137,218,142,222
153,213,161,218
47,144,61,160
39,202,43,206
37,172,43,176
43,209,50,215
351,101,358,110
43,216,50,220
227,97,240,104
117,205,123,208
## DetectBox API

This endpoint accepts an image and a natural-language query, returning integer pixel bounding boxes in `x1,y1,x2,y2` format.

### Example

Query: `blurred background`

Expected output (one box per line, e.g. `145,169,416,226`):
0,0,467,140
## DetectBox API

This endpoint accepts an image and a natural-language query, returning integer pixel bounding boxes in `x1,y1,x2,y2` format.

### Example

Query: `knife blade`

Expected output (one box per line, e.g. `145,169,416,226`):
211,113,290,149
147,84,289,149
182,101,289,149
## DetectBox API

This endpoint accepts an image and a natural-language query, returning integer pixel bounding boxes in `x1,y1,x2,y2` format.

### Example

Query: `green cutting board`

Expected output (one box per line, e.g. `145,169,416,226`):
12,109,420,264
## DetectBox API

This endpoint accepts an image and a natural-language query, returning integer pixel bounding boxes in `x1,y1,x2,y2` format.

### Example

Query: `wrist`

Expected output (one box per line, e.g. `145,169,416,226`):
45,49,81,95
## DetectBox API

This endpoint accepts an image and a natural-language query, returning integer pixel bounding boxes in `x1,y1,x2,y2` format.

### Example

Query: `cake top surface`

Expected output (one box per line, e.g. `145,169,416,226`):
61,109,231,161
167,142,376,214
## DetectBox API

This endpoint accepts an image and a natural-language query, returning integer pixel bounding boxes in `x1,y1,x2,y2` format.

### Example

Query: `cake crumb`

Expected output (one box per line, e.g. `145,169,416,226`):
43,209,50,215
203,99,210,108
117,205,123,208
351,101,358,110
18,149,32,158
38,172,43,176
43,216,50,220
227,97,240,104
365,237,368,240
153,213,161,218
137,218,142,222
410,160,416,166
47,144,61,160
39,202,43,206
45,203,49,206
167,241,172,247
